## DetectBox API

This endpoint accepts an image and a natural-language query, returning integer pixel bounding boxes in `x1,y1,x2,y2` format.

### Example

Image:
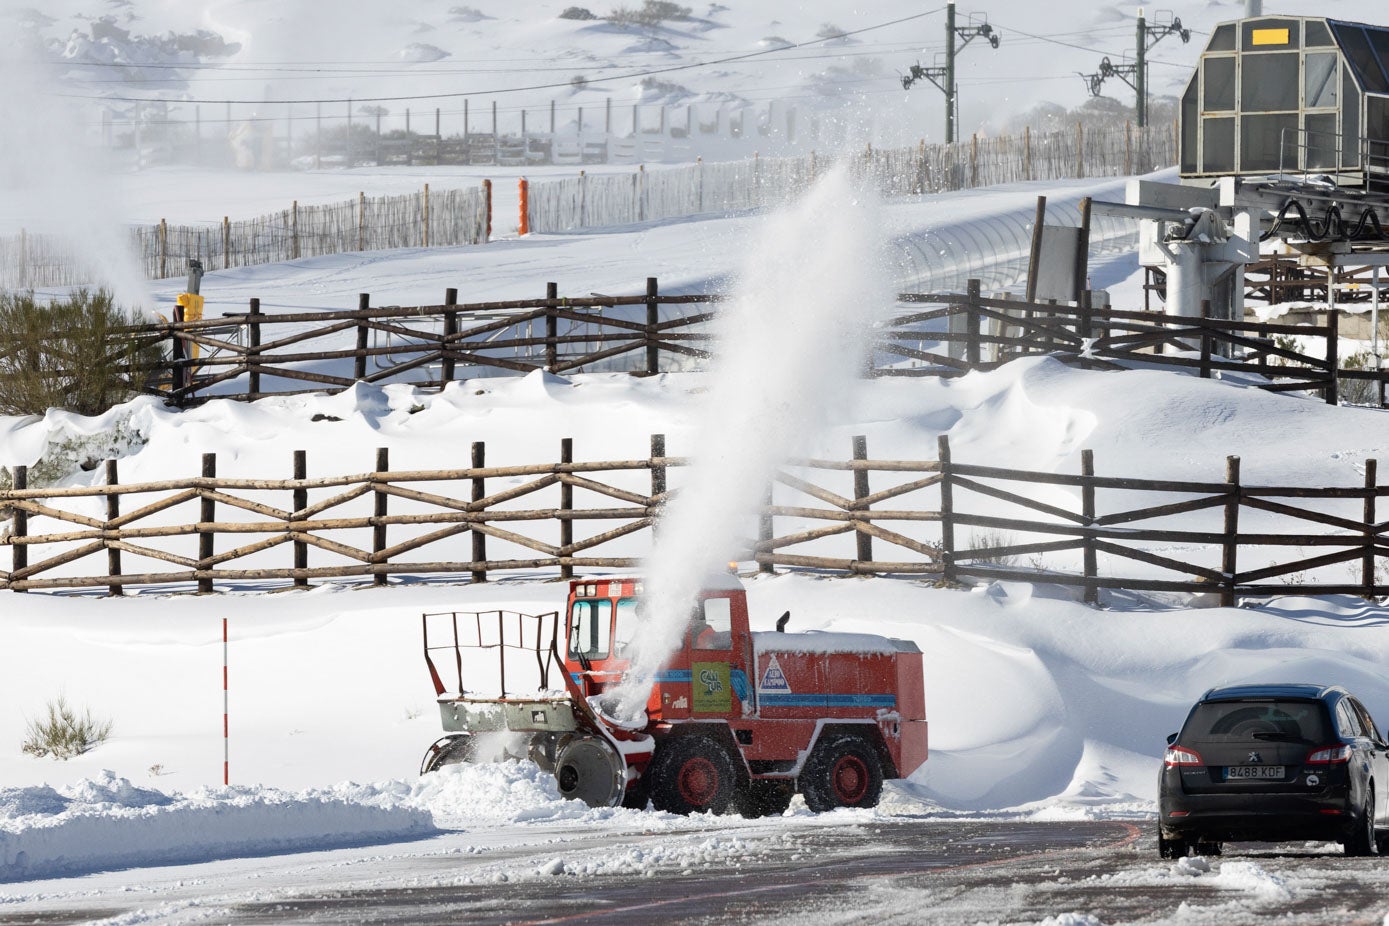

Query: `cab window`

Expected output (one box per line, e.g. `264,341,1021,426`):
568,599,612,659
692,597,732,650
612,597,638,656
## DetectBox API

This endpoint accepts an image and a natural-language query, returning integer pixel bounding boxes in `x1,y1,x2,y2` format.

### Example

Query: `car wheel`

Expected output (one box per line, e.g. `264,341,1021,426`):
648,735,739,815
1345,791,1379,857
1193,840,1222,857
1158,831,1190,859
800,734,885,812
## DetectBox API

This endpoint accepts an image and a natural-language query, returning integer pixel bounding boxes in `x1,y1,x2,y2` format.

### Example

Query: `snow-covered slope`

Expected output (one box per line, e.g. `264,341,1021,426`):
13,0,1389,150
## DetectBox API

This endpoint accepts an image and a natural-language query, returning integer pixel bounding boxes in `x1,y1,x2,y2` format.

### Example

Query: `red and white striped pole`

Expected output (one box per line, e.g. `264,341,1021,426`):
222,617,229,786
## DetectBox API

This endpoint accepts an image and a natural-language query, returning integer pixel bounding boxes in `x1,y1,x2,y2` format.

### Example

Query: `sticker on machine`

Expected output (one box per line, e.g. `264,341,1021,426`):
759,654,791,693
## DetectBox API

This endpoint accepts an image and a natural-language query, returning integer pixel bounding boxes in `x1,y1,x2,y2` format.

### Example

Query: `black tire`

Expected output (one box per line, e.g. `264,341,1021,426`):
1158,832,1190,859
647,736,739,815
1345,790,1378,857
1193,840,1223,857
420,734,473,774
735,780,795,818
621,777,649,810
800,734,884,812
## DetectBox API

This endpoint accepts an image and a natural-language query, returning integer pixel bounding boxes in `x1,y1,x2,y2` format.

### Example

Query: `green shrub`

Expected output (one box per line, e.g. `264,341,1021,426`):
21,697,113,760
0,289,162,417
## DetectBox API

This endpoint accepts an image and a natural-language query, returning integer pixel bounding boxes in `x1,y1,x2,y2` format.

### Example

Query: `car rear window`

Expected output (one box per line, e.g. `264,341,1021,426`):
1181,699,1330,743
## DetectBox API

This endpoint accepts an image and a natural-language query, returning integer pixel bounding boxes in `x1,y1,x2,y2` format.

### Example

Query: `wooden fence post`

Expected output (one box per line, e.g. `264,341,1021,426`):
853,435,873,568
222,216,230,270
422,183,430,248
545,282,559,371
1326,310,1340,405
199,452,216,594
291,200,299,260
293,450,308,588
1124,121,1133,175
966,278,982,367
1365,458,1378,596
358,192,366,251
355,293,370,381
373,447,389,587
11,465,27,591
560,438,574,580
1078,290,1094,368
646,277,660,374
442,288,458,386
1222,455,1241,606
471,441,487,583
1081,449,1097,605
937,435,955,584
105,460,123,597
970,134,979,187
759,482,775,575
1075,122,1084,178
247,297,261,398
650,433,666,543
1199,300,1213,379
482,178,493,242
159,218,168,278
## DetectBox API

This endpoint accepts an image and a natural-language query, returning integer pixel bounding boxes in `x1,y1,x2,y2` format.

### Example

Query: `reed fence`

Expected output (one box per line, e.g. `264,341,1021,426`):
3,432,1386,602
0,184,492,289
526,123,1177,232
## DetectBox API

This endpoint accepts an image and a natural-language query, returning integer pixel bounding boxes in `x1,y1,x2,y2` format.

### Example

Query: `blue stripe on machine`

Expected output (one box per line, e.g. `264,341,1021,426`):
653,670,693,682
759,693,897,708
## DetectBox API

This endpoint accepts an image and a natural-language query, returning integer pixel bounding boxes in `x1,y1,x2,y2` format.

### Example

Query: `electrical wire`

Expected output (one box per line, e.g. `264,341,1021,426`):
57,8,948,106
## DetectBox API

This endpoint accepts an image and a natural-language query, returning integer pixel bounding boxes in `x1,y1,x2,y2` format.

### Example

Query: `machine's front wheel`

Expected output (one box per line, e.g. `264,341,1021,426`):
419,734,474,775
648,736,739,815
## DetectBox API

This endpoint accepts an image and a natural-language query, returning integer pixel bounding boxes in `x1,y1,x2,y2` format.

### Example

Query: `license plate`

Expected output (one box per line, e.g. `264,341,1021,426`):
1224,765,1284,780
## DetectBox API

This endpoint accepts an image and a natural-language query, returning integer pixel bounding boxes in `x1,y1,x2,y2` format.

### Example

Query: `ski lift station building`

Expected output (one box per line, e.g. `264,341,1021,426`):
1179,15,1389,186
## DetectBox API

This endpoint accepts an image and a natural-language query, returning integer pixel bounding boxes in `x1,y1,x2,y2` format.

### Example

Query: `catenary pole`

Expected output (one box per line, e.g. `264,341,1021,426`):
945,2,957,144
1136,9,1147,128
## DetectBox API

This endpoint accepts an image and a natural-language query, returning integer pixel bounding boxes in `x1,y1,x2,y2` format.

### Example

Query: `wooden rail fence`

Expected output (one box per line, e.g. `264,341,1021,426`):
3,433,1387,602
8,277,1363,407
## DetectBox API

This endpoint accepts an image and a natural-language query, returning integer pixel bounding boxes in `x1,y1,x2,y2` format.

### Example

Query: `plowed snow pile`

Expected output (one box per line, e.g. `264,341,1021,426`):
0,770,434,882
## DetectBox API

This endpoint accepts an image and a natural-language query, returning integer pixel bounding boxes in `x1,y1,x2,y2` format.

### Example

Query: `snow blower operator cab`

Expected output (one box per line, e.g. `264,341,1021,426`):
420,575,927,816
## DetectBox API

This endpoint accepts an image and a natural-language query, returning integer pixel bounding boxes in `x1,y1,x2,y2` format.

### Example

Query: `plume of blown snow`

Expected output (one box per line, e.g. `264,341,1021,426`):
0,32,152,314
607,165,892,720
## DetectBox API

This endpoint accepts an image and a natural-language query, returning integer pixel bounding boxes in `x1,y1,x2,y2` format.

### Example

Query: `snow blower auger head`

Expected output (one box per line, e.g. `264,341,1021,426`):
421,576,927,815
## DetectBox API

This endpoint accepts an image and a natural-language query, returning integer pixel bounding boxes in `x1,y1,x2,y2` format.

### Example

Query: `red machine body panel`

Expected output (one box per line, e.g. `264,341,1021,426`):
562,576,927,782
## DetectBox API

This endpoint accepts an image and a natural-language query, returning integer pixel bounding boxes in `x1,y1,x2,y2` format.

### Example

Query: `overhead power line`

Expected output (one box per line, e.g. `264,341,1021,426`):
57,8,948,106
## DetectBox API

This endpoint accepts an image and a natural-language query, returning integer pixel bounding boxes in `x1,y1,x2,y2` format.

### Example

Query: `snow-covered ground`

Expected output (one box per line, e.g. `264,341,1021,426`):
7,1,1389,916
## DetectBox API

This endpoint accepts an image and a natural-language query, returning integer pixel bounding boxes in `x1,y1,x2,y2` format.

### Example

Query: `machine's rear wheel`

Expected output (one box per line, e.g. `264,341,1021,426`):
800,734,884,812
648,736,739,815
419,734,474,775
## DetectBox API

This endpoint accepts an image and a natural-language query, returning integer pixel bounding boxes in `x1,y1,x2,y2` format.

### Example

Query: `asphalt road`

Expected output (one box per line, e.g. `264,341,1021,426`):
6,820,1389,925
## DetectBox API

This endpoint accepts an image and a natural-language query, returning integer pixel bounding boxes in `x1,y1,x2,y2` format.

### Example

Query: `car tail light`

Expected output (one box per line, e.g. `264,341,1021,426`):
1306,744,1352,764
1164,745,1203,767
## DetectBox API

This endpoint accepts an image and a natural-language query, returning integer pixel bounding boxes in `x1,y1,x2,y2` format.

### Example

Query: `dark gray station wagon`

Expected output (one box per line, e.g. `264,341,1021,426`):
1159,684,1389,857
